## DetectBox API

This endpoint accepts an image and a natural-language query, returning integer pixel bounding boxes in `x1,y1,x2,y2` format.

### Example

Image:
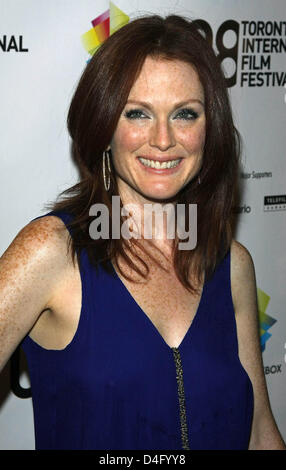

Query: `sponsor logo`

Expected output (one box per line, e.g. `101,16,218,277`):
0,35,28,52
233,204,251,214
240,171,272,179
264,364,282,375
80,13,285,87
81,1,129,56
240,21,286,87
264,194,286,212
257,288,277,352
193,19,286,88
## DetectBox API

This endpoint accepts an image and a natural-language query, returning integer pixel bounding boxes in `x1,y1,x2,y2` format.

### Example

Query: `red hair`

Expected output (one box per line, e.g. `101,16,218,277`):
47,15,240,291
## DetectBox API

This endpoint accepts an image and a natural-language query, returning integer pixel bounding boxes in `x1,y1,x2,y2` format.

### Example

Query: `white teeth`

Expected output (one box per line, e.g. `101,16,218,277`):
139,158,181,169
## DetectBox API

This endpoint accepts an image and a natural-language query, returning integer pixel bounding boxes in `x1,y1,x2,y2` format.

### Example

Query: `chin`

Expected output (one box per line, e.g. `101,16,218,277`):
141,189,179,203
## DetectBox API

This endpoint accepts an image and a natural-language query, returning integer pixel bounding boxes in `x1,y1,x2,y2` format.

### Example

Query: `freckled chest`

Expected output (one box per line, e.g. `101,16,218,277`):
113,259,203,348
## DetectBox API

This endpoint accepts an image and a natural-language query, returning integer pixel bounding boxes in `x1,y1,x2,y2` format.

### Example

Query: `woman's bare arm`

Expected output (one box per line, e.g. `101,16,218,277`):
0,216,70,372
231,240,286,450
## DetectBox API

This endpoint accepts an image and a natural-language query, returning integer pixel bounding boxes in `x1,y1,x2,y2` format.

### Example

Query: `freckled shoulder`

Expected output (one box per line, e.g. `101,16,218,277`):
0,215,74,369
229,241,285,449
1,215,72,279
230,239,257,315
11,215,72,264
24,214,70,246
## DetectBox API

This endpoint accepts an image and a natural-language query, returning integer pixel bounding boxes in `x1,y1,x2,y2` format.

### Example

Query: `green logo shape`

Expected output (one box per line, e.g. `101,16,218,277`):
257,288,277,352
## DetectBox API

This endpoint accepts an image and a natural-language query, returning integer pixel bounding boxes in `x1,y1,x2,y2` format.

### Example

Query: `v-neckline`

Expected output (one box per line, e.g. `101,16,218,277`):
109,260,206,352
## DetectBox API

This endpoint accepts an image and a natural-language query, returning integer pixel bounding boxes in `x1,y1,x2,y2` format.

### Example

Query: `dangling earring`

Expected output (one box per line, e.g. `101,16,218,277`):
103,149,111,191
198,175,201,185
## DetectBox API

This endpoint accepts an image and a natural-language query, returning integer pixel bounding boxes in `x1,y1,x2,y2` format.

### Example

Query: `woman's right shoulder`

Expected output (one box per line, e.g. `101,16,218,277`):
0,214,74,371
8,214,71,263
0,213,74,301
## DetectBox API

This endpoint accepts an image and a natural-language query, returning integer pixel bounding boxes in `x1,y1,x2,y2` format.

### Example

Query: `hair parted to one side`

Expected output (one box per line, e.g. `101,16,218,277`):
46,14,240,292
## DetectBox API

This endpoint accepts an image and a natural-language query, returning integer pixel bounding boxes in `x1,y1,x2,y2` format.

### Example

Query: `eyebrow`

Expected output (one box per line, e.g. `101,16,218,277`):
126,98,205,109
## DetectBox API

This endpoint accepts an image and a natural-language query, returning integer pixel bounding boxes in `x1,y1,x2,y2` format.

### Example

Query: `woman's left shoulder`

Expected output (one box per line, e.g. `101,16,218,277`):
229,244,286,449
229,239,257,314
230,239,254,268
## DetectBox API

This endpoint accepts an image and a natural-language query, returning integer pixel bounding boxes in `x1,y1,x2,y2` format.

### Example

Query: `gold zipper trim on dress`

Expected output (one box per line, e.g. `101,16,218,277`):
172,347,190,450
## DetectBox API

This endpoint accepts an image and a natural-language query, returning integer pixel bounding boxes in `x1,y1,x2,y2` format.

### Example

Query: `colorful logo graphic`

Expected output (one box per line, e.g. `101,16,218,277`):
81,1,129,56
257,288,277,352
264,194,286,212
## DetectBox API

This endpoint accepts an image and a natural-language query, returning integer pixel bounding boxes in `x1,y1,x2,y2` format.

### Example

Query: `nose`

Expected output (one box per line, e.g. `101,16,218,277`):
149,119,176,151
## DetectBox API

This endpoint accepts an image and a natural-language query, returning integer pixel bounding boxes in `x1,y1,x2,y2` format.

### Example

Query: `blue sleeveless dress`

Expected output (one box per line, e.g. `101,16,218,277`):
21,210,254,450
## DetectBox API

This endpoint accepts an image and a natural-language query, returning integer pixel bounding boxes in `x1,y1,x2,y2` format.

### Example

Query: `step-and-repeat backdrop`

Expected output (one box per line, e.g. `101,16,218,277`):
0,0,285,449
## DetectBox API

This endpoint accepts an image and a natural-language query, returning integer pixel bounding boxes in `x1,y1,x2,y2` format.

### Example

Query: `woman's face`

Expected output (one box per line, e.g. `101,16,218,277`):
110,56,206,204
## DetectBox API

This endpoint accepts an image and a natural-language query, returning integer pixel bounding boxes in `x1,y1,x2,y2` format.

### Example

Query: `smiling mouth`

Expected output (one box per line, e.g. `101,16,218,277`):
138,157,181,169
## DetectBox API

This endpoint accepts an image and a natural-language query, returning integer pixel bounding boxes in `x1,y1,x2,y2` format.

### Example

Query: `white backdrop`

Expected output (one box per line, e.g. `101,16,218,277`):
0,0,285,449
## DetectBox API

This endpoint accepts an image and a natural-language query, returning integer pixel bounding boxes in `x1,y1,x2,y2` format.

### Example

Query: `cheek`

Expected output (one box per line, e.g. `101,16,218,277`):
112,125,148,154
179,125,206,153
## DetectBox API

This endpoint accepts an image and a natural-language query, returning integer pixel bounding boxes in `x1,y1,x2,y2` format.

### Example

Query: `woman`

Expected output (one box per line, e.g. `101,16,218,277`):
0,15,285,450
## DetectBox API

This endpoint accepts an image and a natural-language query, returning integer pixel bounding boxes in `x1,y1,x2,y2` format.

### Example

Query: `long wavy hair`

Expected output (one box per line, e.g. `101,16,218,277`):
46,14,240,293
